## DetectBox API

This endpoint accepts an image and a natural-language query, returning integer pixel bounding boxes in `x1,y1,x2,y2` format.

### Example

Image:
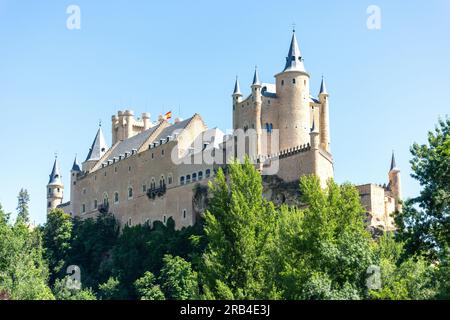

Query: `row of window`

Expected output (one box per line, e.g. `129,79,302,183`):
125,209,188,227
179,169,211,185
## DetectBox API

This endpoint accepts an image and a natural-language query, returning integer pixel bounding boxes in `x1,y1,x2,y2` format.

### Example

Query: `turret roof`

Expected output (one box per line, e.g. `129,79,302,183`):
85,127,109,162
48,157,62,186
283,31,306,72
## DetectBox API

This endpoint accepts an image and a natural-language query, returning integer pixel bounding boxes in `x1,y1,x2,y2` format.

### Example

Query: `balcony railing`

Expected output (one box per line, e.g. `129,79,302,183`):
98,203,109,214
146,184,167,200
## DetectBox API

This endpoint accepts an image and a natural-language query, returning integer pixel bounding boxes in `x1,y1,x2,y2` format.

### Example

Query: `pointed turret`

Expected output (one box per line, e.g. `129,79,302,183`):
388,151,402,212
283,30,306,72
47,156,64,213
390,151,398,172
252,66,261,86
85,127,108,162
48,157,62,185
232,76,242,96
71,156,81,172
319,76,328,96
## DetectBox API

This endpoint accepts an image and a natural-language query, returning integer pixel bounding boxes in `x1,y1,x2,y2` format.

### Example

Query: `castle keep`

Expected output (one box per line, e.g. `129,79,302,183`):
47,31,401,232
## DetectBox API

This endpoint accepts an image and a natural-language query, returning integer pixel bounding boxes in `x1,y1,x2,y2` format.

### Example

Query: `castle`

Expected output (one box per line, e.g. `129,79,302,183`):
46,31,401,232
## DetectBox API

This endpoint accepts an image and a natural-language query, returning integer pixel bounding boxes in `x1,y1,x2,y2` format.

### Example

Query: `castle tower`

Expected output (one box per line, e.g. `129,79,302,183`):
275,30,311,151
388,152,402,212
319,76,330,152
309,118,321,176
70,156,81,215
47,156,64,213
251,67,263,156
232,76,243,130
82,125,109,172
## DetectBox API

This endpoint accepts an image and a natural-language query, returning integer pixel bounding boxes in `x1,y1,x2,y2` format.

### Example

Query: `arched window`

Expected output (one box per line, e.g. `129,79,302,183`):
128,187,133,199
103,193,109,206
198,171,203,180
160,176,165,188
114,192,119,204
168,175,173,185
186,174,191,184
94,199,98,209
180,176,185,185
192,173,197,182
206,169,211,178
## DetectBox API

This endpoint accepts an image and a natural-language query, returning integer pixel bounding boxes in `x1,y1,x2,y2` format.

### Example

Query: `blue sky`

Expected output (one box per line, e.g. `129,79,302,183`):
0,0,449,225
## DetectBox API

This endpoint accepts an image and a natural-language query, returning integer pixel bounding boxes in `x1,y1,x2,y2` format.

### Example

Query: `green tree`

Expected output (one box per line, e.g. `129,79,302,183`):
369,233,438,300
134,271,165,300
273,176,373,300
201,159,278,299
98,277,121,300
0,204,54,300
396,117,450,258
16,189,30,225
53,277,97,300
67,213,119,290
43,209,73,284
159,255,198,300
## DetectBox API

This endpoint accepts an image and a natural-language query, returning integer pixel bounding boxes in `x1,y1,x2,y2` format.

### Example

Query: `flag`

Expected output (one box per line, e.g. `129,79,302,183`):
163,111,172,120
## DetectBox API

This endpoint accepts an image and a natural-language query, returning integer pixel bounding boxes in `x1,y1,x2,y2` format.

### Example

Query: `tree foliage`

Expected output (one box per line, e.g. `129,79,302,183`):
396,117,450,258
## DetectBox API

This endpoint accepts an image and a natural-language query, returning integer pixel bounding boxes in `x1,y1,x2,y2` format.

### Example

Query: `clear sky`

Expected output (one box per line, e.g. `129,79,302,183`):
0,0,449,225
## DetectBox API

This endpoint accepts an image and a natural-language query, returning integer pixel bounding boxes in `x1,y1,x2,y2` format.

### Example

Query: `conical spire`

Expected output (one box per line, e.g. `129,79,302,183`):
85,127,109,162
233,76,242,96
283,30,306,72
48,156,62,185
71,155,81,172
252,66,261,86
390,151,398,171
319,76,328,95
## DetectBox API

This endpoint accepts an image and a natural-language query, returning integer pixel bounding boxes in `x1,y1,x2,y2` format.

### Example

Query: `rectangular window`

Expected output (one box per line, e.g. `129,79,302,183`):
94,199,98,209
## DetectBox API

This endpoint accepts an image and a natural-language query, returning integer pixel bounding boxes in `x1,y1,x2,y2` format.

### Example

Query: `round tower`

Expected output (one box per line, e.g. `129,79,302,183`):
319,76,331,152
388,152,402,212
275,31,311,151
47,156,64,213
251,67,263,156
232,76,243,130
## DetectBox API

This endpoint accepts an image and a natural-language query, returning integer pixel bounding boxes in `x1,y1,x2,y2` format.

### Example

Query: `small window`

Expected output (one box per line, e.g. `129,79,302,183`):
151,153,154,159
82,204,86,214
128,187,133,199
114,167,118,173
94,175,97,181
206,169,211,178
186,174,191,184
128,218,132,226
48,202,51,208
180,176,185,185
281,80,284,86
73,181,76,186
114,192,119,203
128,166,132,172
57,188,60,193
168,175,173,185
104,172,107,176
163,215,167,224
198,171,203,180
82,188,86,195
293,78,296,84
94,199,98,209
142,184,147,192
192,173,197,182
103,195,109,206
48,188,51,194
182,209,187,219
162,149,165,156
